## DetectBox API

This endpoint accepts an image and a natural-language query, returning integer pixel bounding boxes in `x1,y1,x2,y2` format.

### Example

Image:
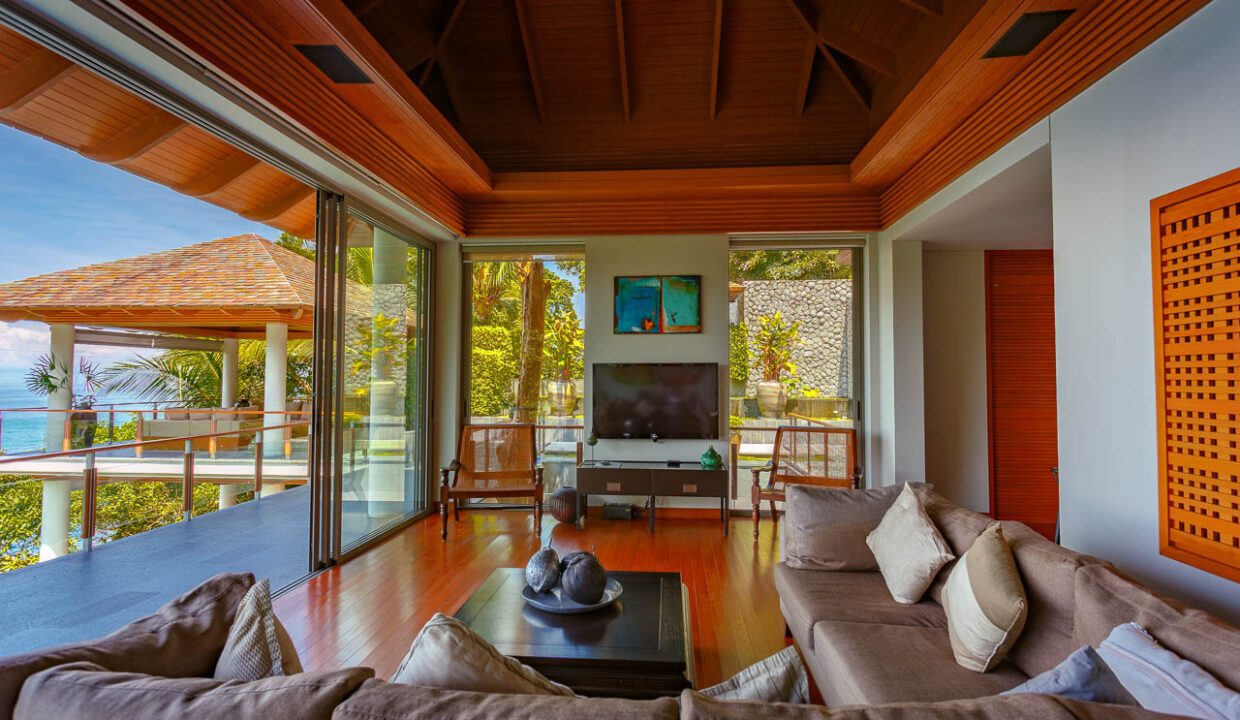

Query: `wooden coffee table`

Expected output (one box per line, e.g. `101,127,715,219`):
455,568,694,698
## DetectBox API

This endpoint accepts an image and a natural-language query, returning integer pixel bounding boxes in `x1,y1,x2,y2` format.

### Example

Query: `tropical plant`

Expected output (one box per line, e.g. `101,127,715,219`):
102,341,312,407
543,313,583,383
728,322,749,387
730,249,852,281
25,354,103,409
470,326,517,417
752,312,802,383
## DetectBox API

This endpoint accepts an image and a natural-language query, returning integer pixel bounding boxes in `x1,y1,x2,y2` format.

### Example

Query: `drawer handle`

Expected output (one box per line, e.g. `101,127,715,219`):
606,482,621,492
683,484,697,493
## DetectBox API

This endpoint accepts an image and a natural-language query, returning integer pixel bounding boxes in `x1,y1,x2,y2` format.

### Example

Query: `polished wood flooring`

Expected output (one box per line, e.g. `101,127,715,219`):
274,510,786,688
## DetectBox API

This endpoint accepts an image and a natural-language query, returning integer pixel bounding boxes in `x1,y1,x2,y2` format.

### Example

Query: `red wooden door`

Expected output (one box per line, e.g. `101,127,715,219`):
986,250,1058,540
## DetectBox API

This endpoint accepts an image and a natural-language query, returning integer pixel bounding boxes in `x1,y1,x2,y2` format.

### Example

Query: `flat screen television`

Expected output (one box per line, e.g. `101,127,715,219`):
591,363,719,440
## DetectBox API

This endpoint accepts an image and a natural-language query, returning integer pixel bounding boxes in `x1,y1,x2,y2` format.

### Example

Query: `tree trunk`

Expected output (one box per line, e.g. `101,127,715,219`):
515,262,547,423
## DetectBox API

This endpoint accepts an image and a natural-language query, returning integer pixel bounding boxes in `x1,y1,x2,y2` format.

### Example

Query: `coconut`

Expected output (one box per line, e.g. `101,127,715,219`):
561,552,607,604
524,546,561,593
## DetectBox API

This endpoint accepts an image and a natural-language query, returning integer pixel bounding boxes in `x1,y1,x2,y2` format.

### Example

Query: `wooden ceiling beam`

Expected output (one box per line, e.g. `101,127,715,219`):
894,0,943,16
0,48,76,115
391,30,437,73
820,46,871,111
795,35,816,115
84,109,186,164
512,0,546,121
785,0,896,77
615,0,630,121
177,151,262,198
709,0,723,119
417,0,468,86
242,183,316,223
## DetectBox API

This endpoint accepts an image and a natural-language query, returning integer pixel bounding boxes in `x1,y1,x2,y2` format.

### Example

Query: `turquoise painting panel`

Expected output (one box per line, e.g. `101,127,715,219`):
661,275,701,333
615,276,662,333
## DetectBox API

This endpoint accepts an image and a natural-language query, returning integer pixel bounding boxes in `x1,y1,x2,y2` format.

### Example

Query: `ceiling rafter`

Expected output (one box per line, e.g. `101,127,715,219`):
615,0,630,121
784,0,896,77
784,0,873,112
0,48,76,114
794,35,816,115
241,182,315,223
391,30,437,73
512,0,546,121
177,151,262,198
709,0,723,119
894,0,943,16
417,0,468,86
83,109,186,165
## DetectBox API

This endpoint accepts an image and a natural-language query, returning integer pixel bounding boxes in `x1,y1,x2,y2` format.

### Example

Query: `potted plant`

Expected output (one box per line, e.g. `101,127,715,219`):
751,312,801,418
543,315,584,417
26,354,103,448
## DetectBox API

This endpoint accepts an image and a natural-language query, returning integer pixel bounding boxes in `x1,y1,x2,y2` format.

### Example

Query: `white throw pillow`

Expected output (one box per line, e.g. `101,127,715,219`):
941,522,1028,672
1097,623,1240,720
865,483,954,604
390,613,574,696
700,646,809,703
214,578,303,681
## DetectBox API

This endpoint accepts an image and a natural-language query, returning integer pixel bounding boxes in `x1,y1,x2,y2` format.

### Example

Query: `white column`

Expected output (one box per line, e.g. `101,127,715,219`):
874,237,926,488
219,338,241,509
368,228,408,517
262,322,288,496
40,324,74,560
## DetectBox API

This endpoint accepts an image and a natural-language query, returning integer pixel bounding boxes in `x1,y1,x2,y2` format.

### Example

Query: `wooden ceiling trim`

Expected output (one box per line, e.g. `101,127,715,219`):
512,0,546,121
83,109,186,164
784,0,897,77
879,0,1212,226
708,0,723,119
615,0,631,121
0,48,75,114
417,0,468,86
484,165,856,201
178,152,264,198
241,182,316,223
896,0,945,16
464,194,881,236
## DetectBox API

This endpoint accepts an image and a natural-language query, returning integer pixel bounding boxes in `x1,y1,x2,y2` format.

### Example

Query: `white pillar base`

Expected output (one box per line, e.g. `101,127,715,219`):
39,481,71,560
218,483,240,509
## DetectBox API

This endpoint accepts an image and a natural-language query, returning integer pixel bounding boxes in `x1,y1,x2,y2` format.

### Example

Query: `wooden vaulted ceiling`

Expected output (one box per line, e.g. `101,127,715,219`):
0,27,317,239
14,0,1217,238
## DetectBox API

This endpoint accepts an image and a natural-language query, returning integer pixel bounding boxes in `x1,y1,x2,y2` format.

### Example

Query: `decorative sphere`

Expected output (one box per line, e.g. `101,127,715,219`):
561,552,607,604
524,547,561,593
549,487,578,523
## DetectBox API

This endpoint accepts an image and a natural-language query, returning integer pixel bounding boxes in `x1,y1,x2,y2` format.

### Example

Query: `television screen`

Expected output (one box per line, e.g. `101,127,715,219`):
591,363,719,440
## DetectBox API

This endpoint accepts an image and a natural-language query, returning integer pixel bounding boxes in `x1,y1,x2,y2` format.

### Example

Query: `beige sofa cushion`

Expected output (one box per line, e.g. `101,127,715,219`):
811,622,1026,707
782,484,908,571
866,484,955,604
332,679,679,719
13,662,371,720
914,489,993,605
774,565,946,652
0,571,254,720
941,523,1028,672
1000,521,1106,677
1073,564,1240,692
679,689,1180,720
389,613,573,696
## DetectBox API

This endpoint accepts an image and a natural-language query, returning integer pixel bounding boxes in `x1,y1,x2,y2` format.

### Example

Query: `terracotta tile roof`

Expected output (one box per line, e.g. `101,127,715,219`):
0,234,314,311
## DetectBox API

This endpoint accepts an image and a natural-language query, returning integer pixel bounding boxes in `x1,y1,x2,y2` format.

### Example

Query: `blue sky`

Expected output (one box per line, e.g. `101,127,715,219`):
0,124,276,368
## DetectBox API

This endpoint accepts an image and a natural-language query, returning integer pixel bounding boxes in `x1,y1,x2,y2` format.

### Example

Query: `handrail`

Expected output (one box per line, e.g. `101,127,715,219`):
0,407,307,415
0,420,311,466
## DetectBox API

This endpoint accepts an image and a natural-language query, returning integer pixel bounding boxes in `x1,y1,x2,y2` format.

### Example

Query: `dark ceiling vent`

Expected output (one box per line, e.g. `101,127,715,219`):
294,44,372,84
983,10,1074,58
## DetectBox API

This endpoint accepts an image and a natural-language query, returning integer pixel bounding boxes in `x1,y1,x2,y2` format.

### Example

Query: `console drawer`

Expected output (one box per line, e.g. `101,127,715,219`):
652,471,726,497
577,468,651,495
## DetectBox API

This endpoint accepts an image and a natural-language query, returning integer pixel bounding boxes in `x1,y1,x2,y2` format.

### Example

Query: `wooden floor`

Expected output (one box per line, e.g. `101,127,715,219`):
274,509,786,688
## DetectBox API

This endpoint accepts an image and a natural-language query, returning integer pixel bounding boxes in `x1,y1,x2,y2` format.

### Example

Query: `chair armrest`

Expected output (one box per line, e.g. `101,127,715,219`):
533,466,544,488
751,463,774,486
440,459,461,488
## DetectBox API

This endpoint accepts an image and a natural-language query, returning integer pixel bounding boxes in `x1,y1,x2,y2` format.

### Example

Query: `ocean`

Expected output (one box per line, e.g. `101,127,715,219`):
0,367,144,454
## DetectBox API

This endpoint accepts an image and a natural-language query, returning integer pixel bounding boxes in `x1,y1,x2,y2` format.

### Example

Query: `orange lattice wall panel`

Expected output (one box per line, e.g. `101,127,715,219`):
1151,166,1240,583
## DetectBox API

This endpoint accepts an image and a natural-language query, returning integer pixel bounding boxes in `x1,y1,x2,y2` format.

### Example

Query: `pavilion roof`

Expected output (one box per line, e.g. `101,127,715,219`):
0,235,317,338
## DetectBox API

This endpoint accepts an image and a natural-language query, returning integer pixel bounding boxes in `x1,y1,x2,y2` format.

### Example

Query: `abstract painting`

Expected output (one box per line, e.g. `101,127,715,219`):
614,275,702,334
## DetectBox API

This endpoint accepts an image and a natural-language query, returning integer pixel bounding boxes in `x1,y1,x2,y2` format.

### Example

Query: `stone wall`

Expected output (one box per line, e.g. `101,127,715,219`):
739,279,852,398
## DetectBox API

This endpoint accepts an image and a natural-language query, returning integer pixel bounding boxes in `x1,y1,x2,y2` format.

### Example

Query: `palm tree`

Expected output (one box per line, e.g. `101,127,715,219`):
102,340,313,406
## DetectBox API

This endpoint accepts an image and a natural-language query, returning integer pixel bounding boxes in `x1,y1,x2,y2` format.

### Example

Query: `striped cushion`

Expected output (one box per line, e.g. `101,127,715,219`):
1098,622,1240,720
942,522,1028,672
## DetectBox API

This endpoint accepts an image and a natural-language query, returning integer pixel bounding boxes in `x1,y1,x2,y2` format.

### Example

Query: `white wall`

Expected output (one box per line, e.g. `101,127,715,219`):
1050,0,1240,621
873,237,925,487
921,251,989,512
434,242,462,470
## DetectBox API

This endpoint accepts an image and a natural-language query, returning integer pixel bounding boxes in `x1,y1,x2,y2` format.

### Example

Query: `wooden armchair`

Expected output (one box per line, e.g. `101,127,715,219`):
752,426,859,539
440,424,543,540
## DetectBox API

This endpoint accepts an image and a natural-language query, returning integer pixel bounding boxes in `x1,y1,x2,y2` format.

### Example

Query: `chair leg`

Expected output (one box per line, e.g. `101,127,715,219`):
440,498,448,541
752,502,760,540
453,498,460,522
534,500,543,533
769,500,779,526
